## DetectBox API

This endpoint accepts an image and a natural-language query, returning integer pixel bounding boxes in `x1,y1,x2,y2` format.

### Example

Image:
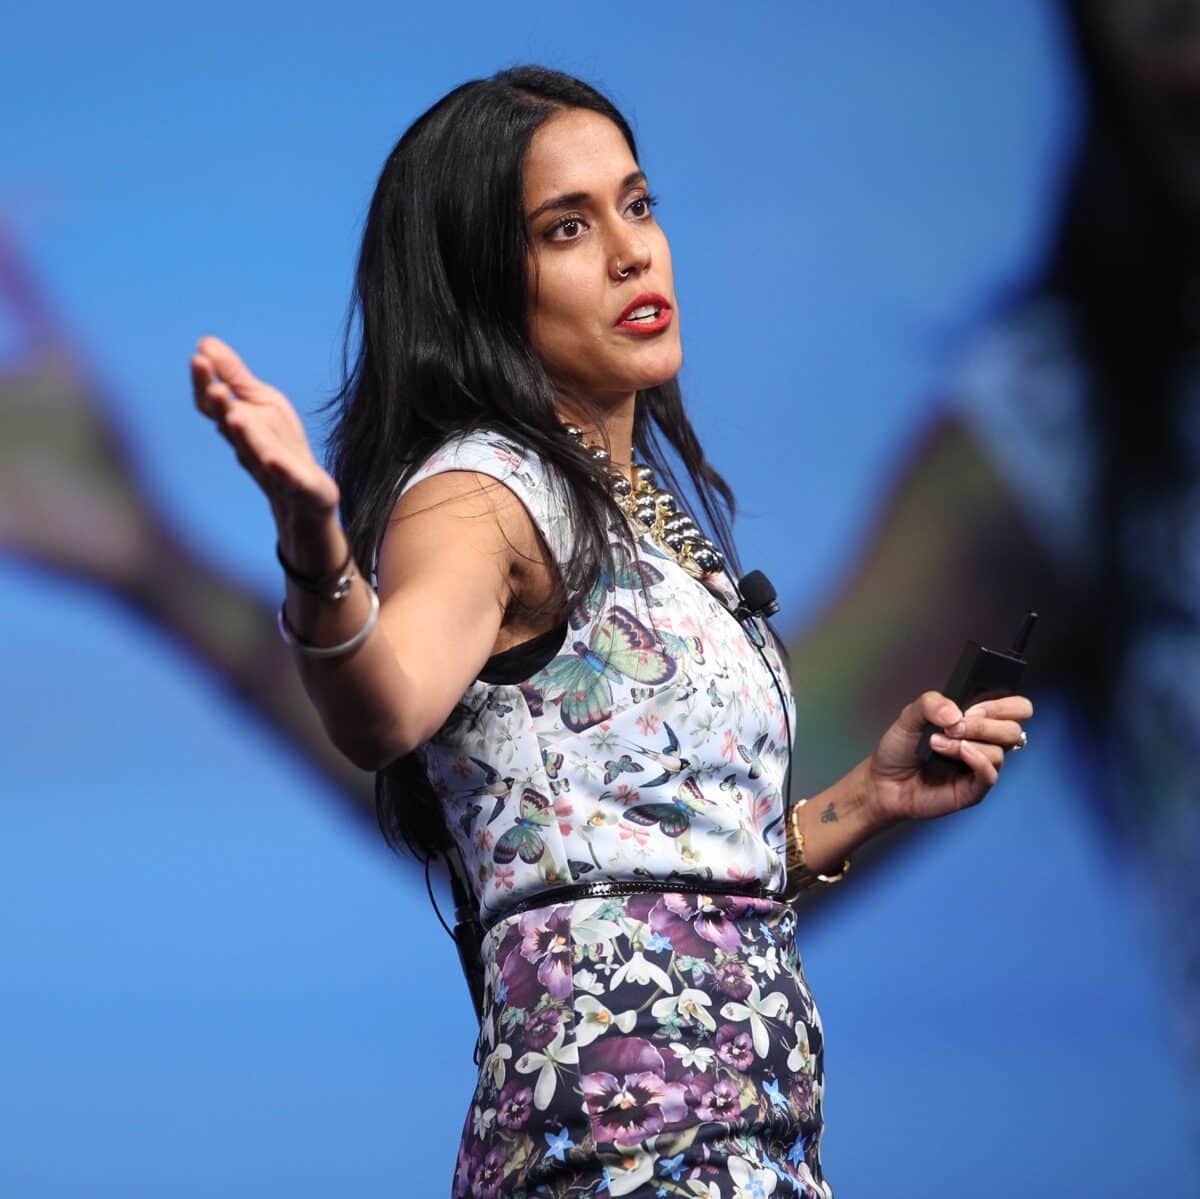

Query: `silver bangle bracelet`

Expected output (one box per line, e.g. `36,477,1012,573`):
277,583,380,658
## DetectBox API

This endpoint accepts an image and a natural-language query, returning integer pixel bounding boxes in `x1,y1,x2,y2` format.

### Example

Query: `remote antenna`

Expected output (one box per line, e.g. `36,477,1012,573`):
1010,611,1038,658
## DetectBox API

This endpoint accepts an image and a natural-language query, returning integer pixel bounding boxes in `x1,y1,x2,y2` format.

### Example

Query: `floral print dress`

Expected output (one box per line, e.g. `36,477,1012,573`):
380,431,833,1198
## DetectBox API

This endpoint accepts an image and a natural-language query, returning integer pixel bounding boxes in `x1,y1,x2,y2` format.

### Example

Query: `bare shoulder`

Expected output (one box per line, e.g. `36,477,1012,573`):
377,468,550,597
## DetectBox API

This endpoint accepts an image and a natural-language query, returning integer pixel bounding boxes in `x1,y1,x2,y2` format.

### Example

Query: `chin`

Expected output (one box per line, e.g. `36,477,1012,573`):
629,344,683,391
558,343,682,400
635,370,680,393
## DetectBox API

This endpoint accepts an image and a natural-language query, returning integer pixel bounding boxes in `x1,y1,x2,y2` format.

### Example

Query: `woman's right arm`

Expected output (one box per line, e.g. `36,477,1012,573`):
190,336,541,771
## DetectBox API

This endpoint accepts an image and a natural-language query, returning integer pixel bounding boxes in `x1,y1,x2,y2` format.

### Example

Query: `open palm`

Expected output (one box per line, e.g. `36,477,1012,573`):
190,335,339,522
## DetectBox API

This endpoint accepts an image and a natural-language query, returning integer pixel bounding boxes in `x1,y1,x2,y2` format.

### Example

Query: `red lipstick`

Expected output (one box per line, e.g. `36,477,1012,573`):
614,292,673,334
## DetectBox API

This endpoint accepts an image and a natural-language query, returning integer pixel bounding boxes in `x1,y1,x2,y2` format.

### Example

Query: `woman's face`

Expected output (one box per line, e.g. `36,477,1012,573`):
522,108,682,407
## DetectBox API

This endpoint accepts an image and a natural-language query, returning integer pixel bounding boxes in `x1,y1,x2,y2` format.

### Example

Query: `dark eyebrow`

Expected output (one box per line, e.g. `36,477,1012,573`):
526,170,646,224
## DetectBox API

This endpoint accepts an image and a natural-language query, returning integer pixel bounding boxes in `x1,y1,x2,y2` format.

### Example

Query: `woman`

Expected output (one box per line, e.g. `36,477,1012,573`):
190,66,1031,1199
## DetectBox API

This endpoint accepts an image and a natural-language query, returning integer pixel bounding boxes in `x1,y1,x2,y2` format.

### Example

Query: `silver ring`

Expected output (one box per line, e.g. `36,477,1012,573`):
1010,729,1028,752
616,261,630,279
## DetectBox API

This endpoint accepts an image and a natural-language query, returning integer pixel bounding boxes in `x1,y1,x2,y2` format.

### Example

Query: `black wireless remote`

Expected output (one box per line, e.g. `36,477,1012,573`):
916,611,1037,765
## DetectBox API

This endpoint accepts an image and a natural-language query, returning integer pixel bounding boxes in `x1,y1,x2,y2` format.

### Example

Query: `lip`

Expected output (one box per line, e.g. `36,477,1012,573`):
614,292,673,334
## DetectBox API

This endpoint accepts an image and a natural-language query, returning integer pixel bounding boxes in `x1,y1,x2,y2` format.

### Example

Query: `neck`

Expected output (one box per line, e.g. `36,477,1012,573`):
556,392,637,482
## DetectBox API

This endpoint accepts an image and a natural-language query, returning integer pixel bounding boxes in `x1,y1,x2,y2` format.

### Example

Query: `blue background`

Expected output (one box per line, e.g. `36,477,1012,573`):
3,2,1195,1194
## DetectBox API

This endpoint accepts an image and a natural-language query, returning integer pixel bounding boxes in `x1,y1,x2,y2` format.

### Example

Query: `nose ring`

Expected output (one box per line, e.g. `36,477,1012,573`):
616,260,631,279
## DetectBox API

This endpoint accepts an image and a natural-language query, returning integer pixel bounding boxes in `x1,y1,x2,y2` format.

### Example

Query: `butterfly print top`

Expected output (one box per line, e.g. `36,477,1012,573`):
382,431,796,924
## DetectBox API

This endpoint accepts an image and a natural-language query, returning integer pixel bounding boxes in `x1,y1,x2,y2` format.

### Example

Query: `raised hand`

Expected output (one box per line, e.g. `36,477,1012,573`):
866,690,1033,825
190,336,339,524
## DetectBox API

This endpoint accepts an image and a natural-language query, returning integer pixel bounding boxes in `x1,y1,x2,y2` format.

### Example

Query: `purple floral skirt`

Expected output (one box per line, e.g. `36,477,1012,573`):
452,891,833,1198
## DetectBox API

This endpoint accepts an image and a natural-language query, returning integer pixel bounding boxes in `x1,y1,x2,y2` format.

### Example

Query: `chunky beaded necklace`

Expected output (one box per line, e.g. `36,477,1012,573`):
561,422,725,580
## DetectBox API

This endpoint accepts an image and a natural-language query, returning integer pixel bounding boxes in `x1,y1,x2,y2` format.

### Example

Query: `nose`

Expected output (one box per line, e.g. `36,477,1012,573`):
609,227,651,282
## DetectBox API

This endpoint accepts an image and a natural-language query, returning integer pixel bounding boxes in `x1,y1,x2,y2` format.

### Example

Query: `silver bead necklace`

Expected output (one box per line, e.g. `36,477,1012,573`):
561,422,725,580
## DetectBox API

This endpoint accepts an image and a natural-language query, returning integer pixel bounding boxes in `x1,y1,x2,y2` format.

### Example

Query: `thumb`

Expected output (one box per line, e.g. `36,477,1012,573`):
901,690,962,735
196,335,258,395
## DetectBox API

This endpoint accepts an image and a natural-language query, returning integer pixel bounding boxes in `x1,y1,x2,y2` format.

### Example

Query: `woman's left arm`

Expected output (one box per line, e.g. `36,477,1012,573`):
794,689,1033,877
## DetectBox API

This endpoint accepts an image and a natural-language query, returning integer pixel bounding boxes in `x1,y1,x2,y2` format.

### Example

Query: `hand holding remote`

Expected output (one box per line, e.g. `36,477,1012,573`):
916,611,1037,766
856,612,1036,830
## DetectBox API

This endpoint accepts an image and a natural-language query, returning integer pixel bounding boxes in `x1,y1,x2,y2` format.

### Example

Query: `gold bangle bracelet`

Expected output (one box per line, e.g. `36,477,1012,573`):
784,798,852,899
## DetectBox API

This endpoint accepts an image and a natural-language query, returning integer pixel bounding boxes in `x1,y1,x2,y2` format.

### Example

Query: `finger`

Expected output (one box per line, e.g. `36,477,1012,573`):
195,335,260,398
973,740,1005,769
216,416,273,491
203,379,237,420
190,355,216,413
912,690,962,733
190,353,213,387
959,739,999,787
963,695,1034,721
929,733,1003,771
955,716,1026,748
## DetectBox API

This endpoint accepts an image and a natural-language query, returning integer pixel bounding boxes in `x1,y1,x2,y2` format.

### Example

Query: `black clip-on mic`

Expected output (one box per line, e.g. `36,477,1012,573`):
733,569,780,623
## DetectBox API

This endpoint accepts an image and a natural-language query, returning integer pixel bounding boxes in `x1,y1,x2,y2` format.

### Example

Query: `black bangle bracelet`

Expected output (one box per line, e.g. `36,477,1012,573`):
275,540,355,600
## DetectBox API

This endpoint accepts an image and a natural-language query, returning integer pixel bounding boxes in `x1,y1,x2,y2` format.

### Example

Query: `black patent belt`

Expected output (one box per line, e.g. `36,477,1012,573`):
476,877,784,935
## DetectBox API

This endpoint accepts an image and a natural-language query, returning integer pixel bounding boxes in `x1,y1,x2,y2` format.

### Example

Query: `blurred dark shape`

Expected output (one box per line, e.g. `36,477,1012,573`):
0,226,375,825
785,0,1200,1071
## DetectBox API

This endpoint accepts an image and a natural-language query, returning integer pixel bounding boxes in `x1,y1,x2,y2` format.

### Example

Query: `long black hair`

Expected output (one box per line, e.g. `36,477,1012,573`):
324,65,739,861
1033,2,1197,713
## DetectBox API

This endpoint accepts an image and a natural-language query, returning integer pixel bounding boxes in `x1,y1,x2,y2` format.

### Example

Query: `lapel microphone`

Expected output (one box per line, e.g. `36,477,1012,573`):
733,569,780,622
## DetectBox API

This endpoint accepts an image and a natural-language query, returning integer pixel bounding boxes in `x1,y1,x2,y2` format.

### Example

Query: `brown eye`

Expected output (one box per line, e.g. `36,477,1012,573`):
626,192,658,220
547,215,587,242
